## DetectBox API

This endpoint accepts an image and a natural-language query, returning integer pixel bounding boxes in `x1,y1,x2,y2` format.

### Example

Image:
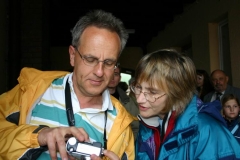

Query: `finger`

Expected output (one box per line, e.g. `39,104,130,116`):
55,128,70,160
68,155,76,160
72,127,89,142
47,132,58,160
90,154,102,160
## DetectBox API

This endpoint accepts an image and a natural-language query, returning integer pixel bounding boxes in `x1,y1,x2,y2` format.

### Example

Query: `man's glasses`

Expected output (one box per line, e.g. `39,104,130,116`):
131,84,166,103
74,47,117,70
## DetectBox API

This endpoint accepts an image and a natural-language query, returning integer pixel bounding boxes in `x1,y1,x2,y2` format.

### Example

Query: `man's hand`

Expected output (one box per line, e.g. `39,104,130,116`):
38,126,89,160
91,150,120,160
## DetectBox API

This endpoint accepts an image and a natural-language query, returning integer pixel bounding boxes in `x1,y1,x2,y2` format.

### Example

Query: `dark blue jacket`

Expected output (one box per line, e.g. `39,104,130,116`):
225,116,240,144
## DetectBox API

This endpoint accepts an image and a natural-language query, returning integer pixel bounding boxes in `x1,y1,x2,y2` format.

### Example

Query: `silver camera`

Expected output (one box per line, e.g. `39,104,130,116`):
66,137,103,160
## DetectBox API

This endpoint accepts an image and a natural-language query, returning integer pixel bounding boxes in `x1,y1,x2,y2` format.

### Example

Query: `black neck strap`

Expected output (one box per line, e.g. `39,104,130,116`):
65,78,107,149
65,78,75,126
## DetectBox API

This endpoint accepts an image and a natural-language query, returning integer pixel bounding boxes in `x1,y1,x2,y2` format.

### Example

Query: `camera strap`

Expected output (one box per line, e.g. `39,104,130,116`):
65,78,108,149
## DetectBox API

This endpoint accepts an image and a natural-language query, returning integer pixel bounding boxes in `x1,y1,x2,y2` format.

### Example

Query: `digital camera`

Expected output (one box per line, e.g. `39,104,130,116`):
66,137,103,160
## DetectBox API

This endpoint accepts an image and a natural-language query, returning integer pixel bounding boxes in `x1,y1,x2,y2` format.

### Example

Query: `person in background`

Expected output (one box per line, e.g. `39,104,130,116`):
118,82,129,92
0,10,135,160
130,49,240,159
203,69,240,103
196,69,214,101
125,77,139,140
108,65,130,106
221,94,240,144
108,67,139,140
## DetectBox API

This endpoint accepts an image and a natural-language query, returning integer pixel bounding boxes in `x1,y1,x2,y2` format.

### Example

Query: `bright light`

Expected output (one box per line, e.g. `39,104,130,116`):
120,73,131,85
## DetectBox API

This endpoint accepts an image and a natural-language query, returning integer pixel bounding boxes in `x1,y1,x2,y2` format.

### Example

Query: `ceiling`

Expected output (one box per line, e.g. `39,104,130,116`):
49,0,196,49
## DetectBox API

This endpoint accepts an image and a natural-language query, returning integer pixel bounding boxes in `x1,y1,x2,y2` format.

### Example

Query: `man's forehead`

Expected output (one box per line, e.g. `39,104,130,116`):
212,72,226,78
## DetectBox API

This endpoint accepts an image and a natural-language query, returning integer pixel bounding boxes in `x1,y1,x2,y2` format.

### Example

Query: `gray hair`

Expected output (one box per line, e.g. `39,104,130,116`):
71,10,129,53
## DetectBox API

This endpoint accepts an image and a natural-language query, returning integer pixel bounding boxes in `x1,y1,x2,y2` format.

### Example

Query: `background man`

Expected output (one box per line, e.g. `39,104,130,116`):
108,65,130,105
108,67,139,140
203,69,240,104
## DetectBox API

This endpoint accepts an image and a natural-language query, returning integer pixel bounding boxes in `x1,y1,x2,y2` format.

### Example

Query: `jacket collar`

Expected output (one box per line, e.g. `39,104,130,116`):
160,95,199,156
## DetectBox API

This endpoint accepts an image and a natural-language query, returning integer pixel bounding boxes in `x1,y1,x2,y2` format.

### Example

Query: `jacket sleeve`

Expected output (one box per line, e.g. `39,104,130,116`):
0,84,47,160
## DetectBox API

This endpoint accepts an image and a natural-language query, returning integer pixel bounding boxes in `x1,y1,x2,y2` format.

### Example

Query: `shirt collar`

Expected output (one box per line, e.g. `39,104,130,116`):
67,73,113,114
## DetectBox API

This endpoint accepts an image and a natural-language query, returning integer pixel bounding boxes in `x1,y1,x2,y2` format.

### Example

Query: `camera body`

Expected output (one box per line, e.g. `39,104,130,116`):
66,137,103,160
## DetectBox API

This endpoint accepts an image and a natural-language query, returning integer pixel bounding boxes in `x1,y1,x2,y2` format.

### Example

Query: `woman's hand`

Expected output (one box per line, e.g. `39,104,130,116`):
91,150,120,160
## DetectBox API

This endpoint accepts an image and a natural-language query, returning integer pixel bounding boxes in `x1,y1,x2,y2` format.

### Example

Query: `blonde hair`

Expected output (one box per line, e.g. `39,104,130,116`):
134,49,197,116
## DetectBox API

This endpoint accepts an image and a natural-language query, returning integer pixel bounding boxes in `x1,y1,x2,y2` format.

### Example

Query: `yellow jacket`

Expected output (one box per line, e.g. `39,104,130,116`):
0,67,135,160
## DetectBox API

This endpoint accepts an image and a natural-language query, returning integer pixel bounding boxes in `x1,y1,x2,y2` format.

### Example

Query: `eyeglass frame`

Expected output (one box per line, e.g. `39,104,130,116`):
130,84,166,103
73,46,117,70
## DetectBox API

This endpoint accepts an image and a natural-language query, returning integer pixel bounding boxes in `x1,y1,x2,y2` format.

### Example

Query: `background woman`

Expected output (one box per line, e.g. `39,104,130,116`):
196,69,214,100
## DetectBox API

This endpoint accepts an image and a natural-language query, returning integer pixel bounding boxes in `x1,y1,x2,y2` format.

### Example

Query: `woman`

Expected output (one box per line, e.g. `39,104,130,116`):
196,69,214,100
131,49,240,160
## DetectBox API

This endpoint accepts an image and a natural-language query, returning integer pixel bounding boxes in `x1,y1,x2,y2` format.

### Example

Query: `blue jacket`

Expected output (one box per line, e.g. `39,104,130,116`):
135,95,240,160
224,116,240,144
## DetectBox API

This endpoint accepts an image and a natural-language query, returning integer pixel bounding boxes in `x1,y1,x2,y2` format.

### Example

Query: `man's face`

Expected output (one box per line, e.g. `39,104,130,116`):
108,67,121,88
69,26,121,97
211,70,228,92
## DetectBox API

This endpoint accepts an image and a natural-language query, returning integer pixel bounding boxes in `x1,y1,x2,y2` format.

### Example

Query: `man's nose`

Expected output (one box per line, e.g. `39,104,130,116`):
94,62,104,77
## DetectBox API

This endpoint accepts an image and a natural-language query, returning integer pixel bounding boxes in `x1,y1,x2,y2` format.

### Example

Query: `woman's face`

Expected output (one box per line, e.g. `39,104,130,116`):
223,99,240,121
134,81,168,119
197,74,204,87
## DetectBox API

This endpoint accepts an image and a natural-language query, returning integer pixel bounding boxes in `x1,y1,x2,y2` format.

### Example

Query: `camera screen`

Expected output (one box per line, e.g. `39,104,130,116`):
76,143,101,156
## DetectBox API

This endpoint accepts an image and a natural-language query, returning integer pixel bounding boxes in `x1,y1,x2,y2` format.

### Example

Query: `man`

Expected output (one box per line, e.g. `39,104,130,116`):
203,69,240,103
0,10,135,160
108,65,130,105
108,66,139,140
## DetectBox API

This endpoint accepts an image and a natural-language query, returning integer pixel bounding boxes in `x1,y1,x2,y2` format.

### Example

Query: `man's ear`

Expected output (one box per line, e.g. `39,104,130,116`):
69,45,75,67
226,76,229,83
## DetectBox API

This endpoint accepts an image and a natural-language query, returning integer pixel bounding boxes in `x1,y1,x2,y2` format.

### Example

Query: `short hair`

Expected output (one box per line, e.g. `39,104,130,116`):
134,49,197,116
71,10,129,54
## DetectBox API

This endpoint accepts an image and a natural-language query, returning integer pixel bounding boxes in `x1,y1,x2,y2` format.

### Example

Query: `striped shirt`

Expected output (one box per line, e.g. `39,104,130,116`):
29,73,117,160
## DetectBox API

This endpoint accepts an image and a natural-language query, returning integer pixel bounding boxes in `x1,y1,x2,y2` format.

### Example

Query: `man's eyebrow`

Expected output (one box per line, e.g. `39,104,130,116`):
84,54,117,61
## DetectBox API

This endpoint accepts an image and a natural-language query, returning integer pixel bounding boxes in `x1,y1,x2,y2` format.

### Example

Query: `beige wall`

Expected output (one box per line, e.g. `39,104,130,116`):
228,3,240,87
147,0,240,87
